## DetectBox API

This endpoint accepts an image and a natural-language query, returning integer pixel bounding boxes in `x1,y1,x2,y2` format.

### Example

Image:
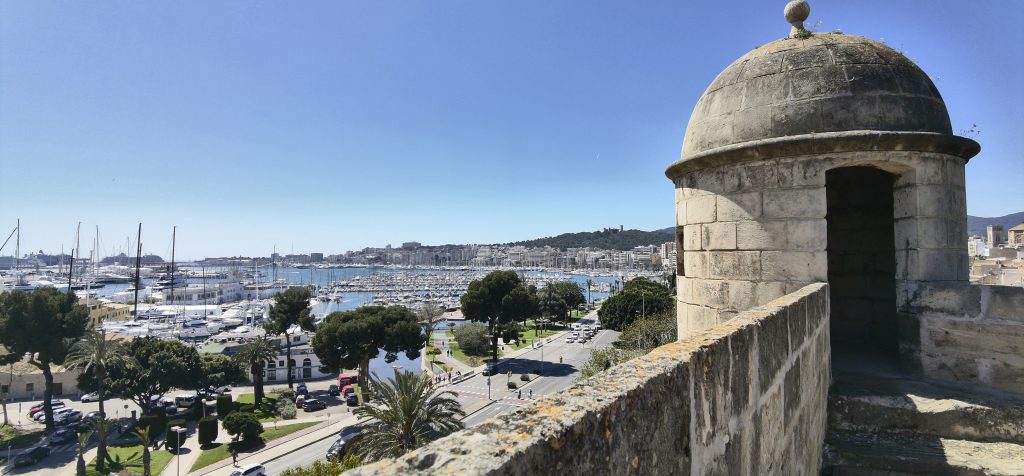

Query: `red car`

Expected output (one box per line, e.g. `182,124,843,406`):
342,385,355,397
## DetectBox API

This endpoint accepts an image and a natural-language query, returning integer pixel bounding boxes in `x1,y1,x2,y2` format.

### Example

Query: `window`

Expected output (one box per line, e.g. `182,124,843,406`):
293,336,300,342
1,384,8,394
26,383,34,393
279,360,285,366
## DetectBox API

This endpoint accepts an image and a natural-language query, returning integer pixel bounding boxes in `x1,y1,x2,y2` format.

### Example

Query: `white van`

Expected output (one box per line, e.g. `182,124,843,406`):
175,394,198,408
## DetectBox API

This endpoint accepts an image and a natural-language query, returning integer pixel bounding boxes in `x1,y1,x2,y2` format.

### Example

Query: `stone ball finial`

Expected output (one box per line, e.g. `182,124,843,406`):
784,0,811,38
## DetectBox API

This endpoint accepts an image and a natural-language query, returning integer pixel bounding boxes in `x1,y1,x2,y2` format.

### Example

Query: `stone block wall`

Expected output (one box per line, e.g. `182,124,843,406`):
673,150,967,342
900,282,1024,393
349,284,831,476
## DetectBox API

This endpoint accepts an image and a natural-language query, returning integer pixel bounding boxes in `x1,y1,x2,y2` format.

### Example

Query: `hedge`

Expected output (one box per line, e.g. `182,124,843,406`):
198,416,218,446
164,418,188,452
216,394,233,417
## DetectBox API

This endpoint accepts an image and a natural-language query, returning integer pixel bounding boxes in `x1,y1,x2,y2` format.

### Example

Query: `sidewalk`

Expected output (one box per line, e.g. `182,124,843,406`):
192,413,358,476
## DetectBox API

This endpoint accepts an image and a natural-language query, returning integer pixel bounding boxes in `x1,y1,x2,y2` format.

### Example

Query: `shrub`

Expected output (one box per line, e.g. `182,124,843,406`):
506,381,518,389
164,418,187,451
275,399,297,420
223,411,264,442
519,374,530,382
453,322,489,356
198,416,218,446
137,414,163,437
237,404,256,413
279,390,296,402
216,394,233,417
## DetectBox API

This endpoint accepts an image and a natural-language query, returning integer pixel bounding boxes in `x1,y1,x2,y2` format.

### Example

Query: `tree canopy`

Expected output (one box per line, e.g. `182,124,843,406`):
199,353,247,389
267,287,315,389
312,306,424,388
460,271,536,361
452,322,488,356
597,277,674,331
0,288,88,429
79,336,202,411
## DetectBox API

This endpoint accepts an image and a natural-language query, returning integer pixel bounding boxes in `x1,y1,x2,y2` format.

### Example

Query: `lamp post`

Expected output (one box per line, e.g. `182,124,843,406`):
172,426,186,476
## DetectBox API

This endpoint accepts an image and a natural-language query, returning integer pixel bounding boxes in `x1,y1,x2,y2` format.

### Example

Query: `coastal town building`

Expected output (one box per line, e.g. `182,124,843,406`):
988,224,1006,247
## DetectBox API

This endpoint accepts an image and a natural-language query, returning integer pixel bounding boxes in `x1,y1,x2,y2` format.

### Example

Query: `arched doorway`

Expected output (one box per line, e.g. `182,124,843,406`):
826,167,900,363
302,358,312,379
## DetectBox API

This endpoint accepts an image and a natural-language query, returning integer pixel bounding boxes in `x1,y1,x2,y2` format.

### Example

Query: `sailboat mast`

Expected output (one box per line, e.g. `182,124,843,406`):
170,226,176,306
133,223,142,319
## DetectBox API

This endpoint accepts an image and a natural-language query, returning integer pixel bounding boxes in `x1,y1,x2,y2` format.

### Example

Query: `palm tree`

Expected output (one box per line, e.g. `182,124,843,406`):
233,336,278,408
64,329,131,471
75,428,93,476
349,370,465,462
585,279,594,306
132,425,153,476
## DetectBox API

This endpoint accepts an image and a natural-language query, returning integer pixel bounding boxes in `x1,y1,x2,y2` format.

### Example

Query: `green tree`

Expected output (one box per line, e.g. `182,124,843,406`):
131,425,153,476
0,288,88,430
312,306,424,389
198,415,218,447
538,288,567,328
597,277,673,331
265,287,315,389
64,329,132,470
585,279,595,306
349,370,464,462
618,311,678,351
548,281,585,326
452,322,489,356
223,411,264,442
459,271,534,362
232,336,278,408
78,337,202,413
200,353,247,390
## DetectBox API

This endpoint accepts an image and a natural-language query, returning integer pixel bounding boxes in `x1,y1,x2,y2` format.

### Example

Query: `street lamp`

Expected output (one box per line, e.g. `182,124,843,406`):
172,426,187,476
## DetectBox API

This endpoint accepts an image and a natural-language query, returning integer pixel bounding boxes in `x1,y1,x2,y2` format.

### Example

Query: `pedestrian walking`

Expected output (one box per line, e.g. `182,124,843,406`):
529,389,533,399
517,389,522,399
231,449,238,466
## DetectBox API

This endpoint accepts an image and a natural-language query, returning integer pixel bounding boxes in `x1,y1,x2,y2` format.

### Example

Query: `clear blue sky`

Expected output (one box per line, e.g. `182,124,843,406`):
2,1,1022,260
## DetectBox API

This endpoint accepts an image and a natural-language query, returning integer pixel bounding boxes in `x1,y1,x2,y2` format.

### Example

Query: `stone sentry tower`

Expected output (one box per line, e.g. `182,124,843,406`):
668,1,980,370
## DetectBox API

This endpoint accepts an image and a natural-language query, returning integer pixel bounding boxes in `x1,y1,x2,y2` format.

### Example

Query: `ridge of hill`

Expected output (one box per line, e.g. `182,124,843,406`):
503,229,672,251
967,212,1024,236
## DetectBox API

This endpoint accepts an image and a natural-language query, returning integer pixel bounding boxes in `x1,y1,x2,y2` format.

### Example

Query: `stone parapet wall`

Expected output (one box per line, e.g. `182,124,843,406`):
348,283,830,476
900,282,1024,393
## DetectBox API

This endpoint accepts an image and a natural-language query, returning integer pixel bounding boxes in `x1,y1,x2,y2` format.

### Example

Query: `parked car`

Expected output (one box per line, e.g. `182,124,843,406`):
55,409,84,426
303,398,326,412
345,393,359,406
229,463,266,476
328,384,340,396
29,400,64,416
296,383,308,396
161,398,179,415
175,394,198,408
80,392,100,403
36,407,73,422
85,410,106,422
14,446,50,467
47,428,77,446
566,337,575,343
341,385,355,397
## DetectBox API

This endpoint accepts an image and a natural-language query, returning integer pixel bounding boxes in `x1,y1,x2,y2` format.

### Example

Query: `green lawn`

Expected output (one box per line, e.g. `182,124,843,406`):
86,444,173,476
508,326,561,350
0,425,45,449
234,393,281,422
189,421,319,472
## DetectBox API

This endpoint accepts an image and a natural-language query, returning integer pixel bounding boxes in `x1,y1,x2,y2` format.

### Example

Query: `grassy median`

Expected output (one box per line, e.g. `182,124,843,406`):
189,421,319,472
86,444,173,476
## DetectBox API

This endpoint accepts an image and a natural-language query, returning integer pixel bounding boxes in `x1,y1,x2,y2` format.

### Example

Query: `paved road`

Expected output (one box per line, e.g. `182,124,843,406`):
263,314,619,475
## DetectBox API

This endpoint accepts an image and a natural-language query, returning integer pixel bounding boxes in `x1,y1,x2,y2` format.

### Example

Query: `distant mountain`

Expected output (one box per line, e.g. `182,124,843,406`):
504,229,673,251
655,227,674,235
968,212,1024,236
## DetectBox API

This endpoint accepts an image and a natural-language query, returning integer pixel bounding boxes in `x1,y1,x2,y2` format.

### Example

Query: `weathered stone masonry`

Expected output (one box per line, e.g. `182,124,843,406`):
349,284,830,475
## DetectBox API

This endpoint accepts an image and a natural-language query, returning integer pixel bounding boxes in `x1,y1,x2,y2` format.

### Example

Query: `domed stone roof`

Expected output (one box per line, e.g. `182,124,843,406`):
680,33,953,161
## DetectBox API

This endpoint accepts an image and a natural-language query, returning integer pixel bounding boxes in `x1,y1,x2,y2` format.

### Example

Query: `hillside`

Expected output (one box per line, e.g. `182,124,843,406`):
504,229,672,251
967,212,1024,236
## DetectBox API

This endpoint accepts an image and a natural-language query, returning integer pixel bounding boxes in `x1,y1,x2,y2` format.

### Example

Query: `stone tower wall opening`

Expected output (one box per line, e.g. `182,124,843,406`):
825,166,899,358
